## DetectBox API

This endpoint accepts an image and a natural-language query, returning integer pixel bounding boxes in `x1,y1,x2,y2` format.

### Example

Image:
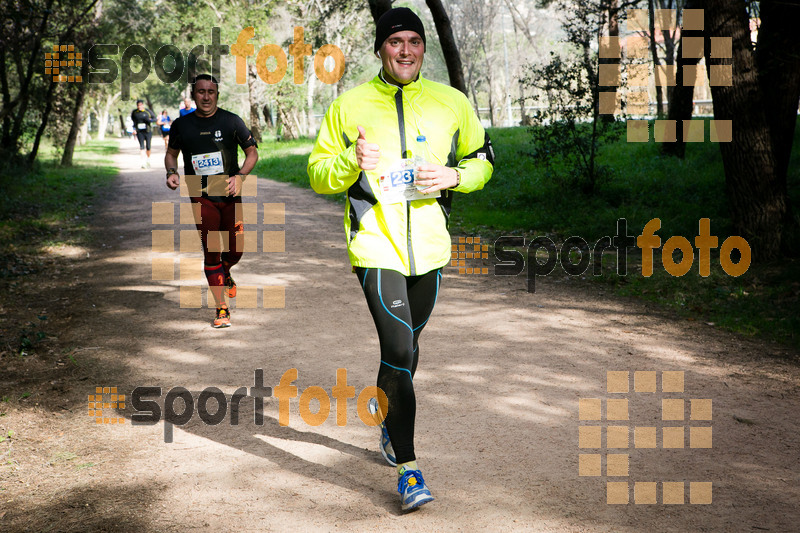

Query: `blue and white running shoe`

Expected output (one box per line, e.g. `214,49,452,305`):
397,469,434,511
368,397,396,466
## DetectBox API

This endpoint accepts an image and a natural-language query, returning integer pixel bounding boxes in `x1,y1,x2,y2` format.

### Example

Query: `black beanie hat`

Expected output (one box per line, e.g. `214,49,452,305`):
374,7,426,53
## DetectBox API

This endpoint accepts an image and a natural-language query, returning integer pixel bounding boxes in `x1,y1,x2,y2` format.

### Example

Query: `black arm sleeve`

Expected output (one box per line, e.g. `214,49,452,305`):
462,132,495,166
234,116,257,149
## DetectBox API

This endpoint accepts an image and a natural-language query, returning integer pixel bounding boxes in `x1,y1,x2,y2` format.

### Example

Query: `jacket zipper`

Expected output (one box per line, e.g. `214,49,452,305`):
394,87,416,276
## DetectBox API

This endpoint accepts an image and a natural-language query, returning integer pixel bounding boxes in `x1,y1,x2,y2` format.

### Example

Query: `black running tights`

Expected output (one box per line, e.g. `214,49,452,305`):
354,267,442,464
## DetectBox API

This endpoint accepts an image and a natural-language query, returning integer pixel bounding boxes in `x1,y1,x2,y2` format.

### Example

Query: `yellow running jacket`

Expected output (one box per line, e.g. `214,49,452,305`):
308,72,494,276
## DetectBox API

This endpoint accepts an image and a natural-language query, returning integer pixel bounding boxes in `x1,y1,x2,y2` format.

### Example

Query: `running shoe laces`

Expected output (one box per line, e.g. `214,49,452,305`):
397,469,434,511
213,306,231,328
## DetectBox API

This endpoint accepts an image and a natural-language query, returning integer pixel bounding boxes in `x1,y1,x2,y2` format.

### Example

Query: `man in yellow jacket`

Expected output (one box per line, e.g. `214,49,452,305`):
308,6,494,511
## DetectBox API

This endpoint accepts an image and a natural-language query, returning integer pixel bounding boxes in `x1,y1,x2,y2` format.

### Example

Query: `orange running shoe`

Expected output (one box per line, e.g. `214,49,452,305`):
213,306,231,328
225,273,237,298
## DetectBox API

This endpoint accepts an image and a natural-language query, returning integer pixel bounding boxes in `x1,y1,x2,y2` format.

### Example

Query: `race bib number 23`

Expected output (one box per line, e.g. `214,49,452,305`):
379,159,439,204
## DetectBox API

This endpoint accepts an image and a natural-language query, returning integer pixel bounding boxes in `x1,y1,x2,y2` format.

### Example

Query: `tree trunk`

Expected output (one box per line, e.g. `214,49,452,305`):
518,83,530,126
599,0,620,122
335,75,344,99
333,36,342,102
96,91,119,141
660,0,677,106
756,0,800,255
586,38,601,194
262,103,274,129
61,66,90,166
648,0,664,118
10,0,55,149
468,69,480,114
306,66,316,136
292,109,304,139
484,56,496,127
0,52,16,150
27,80,58,165
704,0,786,261
425,0,467,94
756,1,800,190
511,21,529,126
662,0,703,158
503,0,537,47
246,63,262,143
367,0,393,23
278,106,299,140
487,80,496,127
470,89,481,122
97,107,108,140
480,33,497,127
582,39,598,129
79,113,90,145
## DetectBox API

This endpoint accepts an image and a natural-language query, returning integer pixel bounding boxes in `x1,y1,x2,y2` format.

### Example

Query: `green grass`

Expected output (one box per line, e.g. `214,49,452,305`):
253,138,317,188
0,140,118,356
0,140,118,279
252,126,799,352
618,260,799,347
451,124,735,240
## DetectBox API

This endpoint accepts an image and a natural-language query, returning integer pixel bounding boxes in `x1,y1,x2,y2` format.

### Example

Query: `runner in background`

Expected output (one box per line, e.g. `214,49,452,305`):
156,110,172,148
131,99,156,168
165,75,258,328
179,97,196,117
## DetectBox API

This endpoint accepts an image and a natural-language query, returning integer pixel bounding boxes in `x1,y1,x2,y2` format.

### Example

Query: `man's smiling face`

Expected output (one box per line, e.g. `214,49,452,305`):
378,30,424,85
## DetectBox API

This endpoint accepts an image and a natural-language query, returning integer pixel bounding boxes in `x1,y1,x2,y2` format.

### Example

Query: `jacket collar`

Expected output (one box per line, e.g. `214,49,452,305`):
374,69,423,97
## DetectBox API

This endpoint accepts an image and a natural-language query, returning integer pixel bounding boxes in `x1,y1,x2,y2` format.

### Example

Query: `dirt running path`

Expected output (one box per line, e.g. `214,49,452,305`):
2,140,799,532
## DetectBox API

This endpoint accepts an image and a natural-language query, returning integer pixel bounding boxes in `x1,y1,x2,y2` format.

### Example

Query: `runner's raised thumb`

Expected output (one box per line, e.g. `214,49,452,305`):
357,125,367,141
